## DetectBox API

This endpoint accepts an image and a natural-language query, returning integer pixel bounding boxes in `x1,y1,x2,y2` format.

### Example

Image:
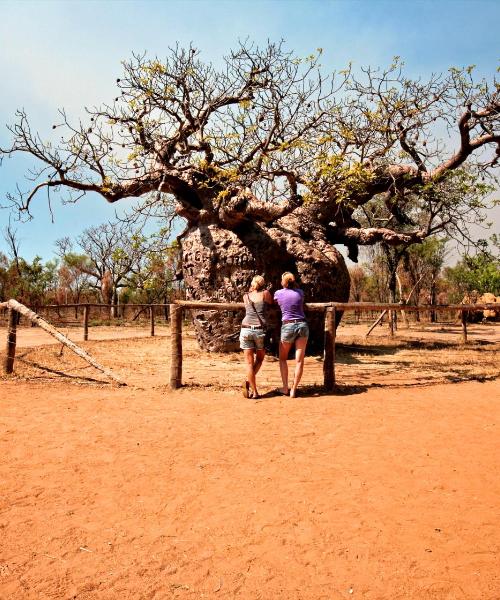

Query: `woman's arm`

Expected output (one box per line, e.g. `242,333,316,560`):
264,290,274,304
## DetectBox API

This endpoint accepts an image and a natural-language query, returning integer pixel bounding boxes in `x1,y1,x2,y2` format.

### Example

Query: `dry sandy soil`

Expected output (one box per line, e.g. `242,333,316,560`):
1,321,499,599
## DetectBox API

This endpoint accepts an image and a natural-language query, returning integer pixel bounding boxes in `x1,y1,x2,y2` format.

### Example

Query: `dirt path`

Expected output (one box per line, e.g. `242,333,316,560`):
1,376,499,599
1,322,499,599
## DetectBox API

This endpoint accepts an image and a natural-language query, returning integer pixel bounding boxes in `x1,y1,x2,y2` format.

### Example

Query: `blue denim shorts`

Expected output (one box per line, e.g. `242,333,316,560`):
240,327,266,350
281,321,309,343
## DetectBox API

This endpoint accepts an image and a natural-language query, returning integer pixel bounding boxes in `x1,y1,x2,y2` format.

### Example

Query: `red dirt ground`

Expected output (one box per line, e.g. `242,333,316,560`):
1,322,499,599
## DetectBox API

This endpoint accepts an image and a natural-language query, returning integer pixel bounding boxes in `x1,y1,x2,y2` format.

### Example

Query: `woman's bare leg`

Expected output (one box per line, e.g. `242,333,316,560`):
279,341,293,394
244,349,257,396
245,348,266,397
290,336,308,397
253,349,266,377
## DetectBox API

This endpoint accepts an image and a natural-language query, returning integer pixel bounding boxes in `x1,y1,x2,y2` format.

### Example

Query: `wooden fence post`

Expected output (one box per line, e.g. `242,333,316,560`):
170,304,183,389
4,307,17,374
83,304,89,341
388,310,395,337
461,309,468,344
150,306,155,337
323,307,336,391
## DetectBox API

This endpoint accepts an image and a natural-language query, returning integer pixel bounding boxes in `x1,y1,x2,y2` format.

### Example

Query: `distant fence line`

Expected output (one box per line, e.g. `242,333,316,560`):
0,302,172,338
1,299,491,337
0,299,485,329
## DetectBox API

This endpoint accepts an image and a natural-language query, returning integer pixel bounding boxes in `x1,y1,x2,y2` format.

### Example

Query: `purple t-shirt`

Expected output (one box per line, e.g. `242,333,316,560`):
274,288,306,321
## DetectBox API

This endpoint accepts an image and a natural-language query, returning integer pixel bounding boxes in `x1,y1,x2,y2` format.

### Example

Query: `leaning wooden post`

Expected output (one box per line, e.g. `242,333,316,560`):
6,299,125,385
323,307,336,391
170,304,183,389
150,306,155,337
4,307,17,374
366,309,387,337
83,304,89,341
461,308,468,344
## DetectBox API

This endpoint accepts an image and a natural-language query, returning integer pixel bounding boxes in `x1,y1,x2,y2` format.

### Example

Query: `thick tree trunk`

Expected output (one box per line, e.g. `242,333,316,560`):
383,246,400,335
181,215,350,354
429,280,437,323
388,272,397,334
111,290,119,318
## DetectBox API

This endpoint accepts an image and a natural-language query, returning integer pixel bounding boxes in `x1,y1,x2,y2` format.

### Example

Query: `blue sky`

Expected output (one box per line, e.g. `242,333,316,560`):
0,0,499,262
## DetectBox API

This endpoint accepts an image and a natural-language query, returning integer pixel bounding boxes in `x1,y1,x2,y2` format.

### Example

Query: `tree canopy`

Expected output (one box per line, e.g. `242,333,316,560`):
1,42,498,257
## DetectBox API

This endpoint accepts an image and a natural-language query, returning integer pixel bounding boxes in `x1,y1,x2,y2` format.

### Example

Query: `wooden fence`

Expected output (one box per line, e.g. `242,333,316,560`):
169,300,500,391
2,298,498,390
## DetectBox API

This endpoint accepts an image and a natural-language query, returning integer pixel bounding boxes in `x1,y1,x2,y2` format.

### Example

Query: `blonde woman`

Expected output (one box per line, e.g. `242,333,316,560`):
240,275,273,399
274,272,309,398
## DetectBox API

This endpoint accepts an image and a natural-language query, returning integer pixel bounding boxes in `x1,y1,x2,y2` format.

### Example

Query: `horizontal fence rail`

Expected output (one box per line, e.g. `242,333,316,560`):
0,302,173,340
174,299,500,312
38,303,173,308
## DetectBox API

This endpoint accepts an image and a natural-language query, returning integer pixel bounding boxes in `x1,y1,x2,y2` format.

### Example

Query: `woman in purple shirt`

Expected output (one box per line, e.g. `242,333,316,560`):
273,272,309,397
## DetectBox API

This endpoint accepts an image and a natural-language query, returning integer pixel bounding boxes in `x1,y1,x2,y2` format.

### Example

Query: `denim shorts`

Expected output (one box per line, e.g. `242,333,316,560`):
240,327,266,350
281,321,309,343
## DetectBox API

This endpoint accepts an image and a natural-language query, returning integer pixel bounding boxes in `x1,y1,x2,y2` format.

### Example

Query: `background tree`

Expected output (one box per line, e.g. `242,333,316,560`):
0,252,10,301
363,246,391,303
0,255,58,307
2,43,499,351
348,264,368,323
402,237,448,321
122,241,179,305
2,225,59,306
443,236,500,299
57,252,95,306
55,220,171,313
348,265,368,303
355,168,493,327
3,224,22,280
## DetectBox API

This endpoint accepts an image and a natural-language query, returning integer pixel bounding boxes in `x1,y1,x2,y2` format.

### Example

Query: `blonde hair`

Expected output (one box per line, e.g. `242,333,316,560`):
281,272,296,288
250,275,265,291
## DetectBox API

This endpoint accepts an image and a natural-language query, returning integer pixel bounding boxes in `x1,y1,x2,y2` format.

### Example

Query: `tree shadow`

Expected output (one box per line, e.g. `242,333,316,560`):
336,338,496,358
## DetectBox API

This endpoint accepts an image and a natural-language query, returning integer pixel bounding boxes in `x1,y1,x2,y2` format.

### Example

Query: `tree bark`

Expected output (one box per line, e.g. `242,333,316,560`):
429,280,437,323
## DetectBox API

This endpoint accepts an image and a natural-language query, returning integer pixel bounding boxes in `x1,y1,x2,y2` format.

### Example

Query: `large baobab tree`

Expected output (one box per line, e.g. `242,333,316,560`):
1,43,499,351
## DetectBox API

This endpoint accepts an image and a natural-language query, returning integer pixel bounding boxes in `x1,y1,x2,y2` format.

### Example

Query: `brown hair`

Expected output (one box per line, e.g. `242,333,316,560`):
281,272,296,289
